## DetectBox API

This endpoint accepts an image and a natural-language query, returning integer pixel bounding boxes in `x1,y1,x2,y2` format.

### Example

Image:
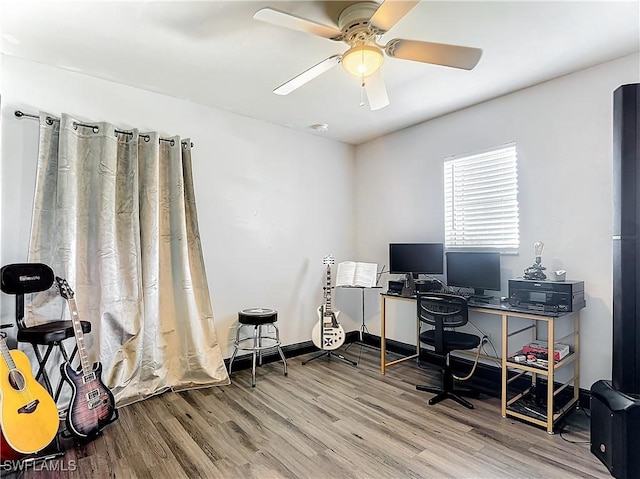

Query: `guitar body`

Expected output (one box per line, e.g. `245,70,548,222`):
0,349,59,458
61,361,116,439
55,276,117,440
312,306,345,350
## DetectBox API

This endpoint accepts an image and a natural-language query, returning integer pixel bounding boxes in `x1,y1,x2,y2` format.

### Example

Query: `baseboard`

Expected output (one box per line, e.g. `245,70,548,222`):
225,331,591,410
224,339,318,371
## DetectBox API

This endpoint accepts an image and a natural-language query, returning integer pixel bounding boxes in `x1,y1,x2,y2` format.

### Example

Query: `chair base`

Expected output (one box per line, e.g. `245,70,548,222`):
416,384,479,409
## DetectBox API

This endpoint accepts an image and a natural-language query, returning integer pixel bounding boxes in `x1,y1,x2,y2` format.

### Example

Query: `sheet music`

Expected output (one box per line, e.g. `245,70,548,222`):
336,261,378,288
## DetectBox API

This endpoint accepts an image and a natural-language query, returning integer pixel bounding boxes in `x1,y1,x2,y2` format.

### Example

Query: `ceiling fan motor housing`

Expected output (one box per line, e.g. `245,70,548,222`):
338,2,381,45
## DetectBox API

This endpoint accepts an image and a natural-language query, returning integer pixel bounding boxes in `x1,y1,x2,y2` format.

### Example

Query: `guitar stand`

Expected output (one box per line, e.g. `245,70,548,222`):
302,350,358,366
16,434,66,471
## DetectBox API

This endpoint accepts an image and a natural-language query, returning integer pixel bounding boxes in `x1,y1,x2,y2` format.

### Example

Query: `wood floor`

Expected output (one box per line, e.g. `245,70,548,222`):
16,345,609,479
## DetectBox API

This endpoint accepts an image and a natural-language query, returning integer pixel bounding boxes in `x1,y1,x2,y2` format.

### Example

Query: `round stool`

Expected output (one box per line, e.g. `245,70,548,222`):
228,308,288,387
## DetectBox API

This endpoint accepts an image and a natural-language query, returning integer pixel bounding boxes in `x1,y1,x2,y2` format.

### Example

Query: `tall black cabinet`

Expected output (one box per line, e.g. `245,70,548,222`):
590,83,640,479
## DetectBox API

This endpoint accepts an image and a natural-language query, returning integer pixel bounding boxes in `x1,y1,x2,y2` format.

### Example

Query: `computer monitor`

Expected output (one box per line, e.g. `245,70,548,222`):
389,243,444,277
446,251,501,297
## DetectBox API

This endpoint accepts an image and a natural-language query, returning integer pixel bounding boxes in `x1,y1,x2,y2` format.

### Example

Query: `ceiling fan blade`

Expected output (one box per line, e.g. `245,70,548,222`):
386,39,483,70
364,70,390,111
253,7,343,40
369,1,420,33
274,55,342,95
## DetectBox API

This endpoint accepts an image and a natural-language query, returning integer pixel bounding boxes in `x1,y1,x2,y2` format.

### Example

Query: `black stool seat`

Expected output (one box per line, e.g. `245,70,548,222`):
238,308,278,325
18,320,91,344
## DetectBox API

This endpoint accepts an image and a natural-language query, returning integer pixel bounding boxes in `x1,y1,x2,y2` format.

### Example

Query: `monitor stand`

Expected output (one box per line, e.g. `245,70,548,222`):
469,288,493,302
401,273,418,297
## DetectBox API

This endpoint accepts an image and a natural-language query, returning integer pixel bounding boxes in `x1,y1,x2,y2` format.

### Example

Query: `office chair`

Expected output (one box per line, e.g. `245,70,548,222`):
0,263,91,402
416,292,481,409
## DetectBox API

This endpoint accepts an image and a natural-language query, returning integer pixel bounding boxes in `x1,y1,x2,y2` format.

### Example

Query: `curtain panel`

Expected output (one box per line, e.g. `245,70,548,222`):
27,113,229,407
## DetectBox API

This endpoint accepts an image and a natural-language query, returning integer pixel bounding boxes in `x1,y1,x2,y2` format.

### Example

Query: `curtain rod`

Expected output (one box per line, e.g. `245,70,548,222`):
14,110,194,148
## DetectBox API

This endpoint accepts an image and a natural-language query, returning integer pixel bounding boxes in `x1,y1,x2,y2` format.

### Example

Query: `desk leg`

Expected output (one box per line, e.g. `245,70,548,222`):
546,317,555,434
416,306,420,362
501,313,508,418
574,312,580,407
360,287,365,342
381,295,386,374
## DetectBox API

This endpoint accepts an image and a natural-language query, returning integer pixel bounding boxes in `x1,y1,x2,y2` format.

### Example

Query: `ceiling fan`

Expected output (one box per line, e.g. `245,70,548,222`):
254,1,482,110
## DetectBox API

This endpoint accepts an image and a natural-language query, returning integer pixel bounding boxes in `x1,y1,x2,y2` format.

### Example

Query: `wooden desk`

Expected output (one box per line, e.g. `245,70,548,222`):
380,293,581,433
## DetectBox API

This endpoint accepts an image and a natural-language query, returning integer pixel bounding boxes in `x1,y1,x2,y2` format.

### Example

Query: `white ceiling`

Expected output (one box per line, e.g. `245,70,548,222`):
1,1,638,145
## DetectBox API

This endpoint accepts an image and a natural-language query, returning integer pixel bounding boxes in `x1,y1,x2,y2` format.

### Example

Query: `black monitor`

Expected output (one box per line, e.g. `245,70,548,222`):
446,251,501,297
389,243,444,277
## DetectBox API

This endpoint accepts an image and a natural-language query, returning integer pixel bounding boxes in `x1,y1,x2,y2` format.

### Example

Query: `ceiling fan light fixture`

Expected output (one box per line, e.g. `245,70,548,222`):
342,44,384,77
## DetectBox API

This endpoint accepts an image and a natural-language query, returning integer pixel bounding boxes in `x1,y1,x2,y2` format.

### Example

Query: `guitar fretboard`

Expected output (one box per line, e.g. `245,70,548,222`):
324,265,332,316
0,336,17,371
68,297,92,378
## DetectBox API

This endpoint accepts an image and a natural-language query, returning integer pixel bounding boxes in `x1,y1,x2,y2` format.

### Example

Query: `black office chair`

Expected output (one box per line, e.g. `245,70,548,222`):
416,292,481,409
0,263,91,402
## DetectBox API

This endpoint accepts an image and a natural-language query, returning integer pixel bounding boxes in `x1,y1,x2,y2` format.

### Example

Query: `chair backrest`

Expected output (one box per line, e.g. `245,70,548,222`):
1,263,55,329
417,292,469,328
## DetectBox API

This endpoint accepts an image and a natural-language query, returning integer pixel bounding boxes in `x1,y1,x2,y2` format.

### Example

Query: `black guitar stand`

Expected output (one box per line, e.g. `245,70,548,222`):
302,349,357,366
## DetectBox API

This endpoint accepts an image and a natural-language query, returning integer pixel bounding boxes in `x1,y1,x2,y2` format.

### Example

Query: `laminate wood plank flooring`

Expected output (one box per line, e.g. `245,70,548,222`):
13,346,609,479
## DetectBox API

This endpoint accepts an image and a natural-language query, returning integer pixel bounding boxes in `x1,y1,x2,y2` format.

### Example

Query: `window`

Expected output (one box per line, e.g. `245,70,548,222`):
444,144,519,251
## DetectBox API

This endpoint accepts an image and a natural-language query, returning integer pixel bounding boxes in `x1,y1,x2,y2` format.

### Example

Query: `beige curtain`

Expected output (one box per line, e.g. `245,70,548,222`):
26,112,229,407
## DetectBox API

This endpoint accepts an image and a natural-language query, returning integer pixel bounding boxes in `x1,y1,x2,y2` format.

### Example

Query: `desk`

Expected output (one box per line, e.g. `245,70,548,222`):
380,293,581,433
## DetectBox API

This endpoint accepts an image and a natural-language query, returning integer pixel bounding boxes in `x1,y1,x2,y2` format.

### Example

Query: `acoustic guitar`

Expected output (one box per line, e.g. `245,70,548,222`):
0,333,59,459
55,277,117,440
311,255,345,350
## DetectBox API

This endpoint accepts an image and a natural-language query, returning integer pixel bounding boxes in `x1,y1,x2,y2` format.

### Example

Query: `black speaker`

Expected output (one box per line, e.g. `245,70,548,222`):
0,263,54,294
590,380,640,479
594,83,640,477
612,83,640,395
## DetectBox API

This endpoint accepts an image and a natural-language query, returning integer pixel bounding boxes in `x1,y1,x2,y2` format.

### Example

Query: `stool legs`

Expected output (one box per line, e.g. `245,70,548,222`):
31,340,75,402
229,322,287,387
273,324,288,377
251,325,259,387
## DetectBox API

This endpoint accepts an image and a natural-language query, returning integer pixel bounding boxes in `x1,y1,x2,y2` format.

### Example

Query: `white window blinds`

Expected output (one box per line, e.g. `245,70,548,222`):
444,144,519,251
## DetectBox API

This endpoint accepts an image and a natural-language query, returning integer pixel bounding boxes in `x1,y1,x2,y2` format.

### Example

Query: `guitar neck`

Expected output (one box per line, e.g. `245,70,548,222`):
0,336,17,371
324,265,332,315
67,297,92,376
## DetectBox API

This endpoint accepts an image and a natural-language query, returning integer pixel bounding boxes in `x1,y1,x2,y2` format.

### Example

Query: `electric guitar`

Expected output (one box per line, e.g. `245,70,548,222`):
311,256,345,350
55,277,117,440
0,333,59,459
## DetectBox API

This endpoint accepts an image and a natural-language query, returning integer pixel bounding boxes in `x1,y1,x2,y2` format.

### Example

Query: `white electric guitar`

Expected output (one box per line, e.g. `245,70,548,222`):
312,255,345,350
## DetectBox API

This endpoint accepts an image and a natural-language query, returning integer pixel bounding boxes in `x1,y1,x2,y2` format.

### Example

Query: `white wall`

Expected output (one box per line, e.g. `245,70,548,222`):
3,52,639,390
0,54,357,357
355,53,640,389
